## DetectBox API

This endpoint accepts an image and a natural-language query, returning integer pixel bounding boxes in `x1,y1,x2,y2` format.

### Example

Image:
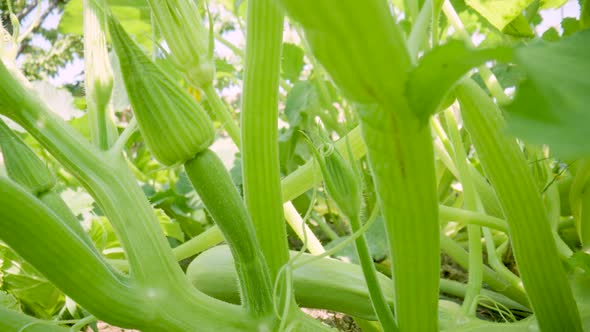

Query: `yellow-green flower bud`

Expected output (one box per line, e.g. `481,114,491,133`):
146,0,215,87
315,144,362,219
0,119,55,195
107,16,215,166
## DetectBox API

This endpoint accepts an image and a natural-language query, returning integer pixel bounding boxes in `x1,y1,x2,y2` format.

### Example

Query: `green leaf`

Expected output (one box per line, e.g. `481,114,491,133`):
325,216,389,263
541,0,569,9
562,17,583,36
542,27,561,41
472,63,525,88
406,40,513,120
155,209,184,242
0,291,20,311
0,245,63,319
284,81,319,127
59,0,153,49
281,43,305,82
583,0,590,28
505,29,590,158
465,0,535,31
502,14,534,37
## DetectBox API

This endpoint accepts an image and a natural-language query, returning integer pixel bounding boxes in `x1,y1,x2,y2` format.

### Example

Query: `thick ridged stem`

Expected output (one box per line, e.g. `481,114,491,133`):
185,149,273,316
0,178,148,328
457,79,582,331
359,103,440,332
241,0,287,279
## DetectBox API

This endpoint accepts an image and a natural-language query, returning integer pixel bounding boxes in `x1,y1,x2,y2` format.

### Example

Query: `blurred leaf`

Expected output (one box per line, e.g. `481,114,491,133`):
325,216,389,263
282,43,305,82
60,188,95,217
472,63,525,88
506,30,590,158
0,245,63,318
582,0,590,28
0,291,20,311
68,114,91,141
155,209,184,242
87,216,121,254
59,0,153,49
562,17,583,36
541,0,569,8
176,172,194,196
284,81,319,127
465,0,535,31
502,14,534,37
542,27,561,41
110,51,130,111
229,155,243,189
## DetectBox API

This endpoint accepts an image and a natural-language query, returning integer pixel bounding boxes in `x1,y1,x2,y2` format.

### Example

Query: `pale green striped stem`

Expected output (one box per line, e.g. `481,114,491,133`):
457,79,582,331
444,109,483,315
241,0,288,279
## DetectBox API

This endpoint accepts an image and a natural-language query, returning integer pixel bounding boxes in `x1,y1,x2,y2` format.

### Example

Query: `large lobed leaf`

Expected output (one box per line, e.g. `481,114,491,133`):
505,29,590,159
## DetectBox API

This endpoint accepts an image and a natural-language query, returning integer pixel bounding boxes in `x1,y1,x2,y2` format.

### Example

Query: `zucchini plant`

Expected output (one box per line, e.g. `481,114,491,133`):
0,0,589,331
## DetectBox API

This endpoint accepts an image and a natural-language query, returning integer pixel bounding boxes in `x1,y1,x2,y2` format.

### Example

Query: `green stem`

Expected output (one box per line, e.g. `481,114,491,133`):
241,0,288,279
109,117,137,157
359,103,439,332
349,214,397,332
482,228,523,290
440,234,529,307
439,206,508,233
0,178,148,328
283,201,325,255
440,279,529,313
457,79,582,331
174,225,225,261
185,149,273,316
202,84,242,148
444,109,483,315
